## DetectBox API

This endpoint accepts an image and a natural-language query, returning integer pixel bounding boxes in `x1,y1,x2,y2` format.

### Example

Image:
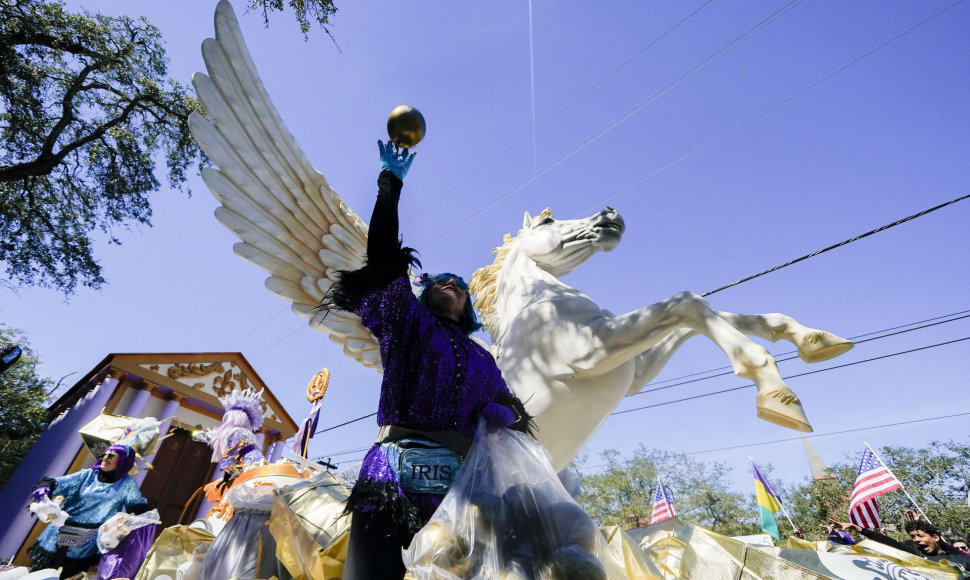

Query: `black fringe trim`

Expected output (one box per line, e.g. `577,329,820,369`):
344,479,425,536
28,542,99,574
319,243,421,313
495,391,537,437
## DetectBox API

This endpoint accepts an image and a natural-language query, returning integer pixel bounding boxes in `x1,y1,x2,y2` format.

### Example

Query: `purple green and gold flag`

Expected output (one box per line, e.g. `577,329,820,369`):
751,459,782,540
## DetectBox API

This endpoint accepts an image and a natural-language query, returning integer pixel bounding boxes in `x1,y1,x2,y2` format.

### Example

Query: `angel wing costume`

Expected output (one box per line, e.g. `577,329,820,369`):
189,0,382,371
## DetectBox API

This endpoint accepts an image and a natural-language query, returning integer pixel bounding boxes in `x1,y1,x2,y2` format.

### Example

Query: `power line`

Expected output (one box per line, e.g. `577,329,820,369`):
229,305,290,348
687,411,970,456
402,0,718,225
422,0,803,249
247,323,308,361
307,313,970,441
314,411,377,436
633,311,970,396
222,1,731,367
611,336,970,416
316,333,970,458
584,0,965,215
573,409,970,471
701,193,970,296
644,309,970,388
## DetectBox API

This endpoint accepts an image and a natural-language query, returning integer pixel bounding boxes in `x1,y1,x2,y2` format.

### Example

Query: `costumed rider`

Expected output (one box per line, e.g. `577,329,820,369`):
27,429,154,578
193,387,266,492
322,140,533,580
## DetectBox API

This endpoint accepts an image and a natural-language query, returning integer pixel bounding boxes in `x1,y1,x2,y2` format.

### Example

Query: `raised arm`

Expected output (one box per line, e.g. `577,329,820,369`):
366,141,414,267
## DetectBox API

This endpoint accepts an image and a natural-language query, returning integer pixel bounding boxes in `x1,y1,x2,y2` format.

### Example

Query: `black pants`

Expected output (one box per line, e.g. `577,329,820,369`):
28,543,99,579
343,509,413,580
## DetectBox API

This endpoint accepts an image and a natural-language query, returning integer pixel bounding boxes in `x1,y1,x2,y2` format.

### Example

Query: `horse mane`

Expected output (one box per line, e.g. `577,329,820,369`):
470,208,552,331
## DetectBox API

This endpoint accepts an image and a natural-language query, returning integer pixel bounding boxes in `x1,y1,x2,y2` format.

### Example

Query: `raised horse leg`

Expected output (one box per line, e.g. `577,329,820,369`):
714,312,853,363
666,292,814,432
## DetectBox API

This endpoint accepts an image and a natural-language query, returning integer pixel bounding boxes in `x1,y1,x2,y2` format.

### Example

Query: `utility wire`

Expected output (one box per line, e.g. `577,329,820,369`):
572,409,970,471
340,406,970,467
229,306,290,348
402,0,718,225
527,0,537,175
585,0,965,215
644,309,970,387
223,0,726,367
314,411,377,436
228,2,964,366
702,193,970,296
687,411,970,456
309,314,970,440
611,336,970,416
634,311,970,396
247,323,308,361
422,0,802,248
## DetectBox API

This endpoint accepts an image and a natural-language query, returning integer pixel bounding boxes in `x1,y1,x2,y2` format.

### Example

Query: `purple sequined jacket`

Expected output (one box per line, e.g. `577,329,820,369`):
350,274,513,520
328,170,519,530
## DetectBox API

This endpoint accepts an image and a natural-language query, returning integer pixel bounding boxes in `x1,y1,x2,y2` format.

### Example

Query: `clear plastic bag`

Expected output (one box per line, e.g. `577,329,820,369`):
403,420,629,580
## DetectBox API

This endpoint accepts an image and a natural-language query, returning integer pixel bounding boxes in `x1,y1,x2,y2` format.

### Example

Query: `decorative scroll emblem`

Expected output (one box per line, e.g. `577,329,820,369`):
166,362,226,380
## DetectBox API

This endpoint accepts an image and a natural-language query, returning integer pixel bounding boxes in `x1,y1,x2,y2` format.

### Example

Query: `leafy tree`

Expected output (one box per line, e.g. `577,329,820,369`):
574,446,762,537
0,0,205,293
0,327,53,490
247,0,338,39
783,442,970,543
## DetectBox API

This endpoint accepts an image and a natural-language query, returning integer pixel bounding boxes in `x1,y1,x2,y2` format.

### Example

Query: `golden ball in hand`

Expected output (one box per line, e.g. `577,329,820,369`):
387,105,426,148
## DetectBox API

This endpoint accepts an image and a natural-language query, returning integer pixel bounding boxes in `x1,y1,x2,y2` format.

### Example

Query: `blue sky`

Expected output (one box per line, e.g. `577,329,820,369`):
3,0,969,499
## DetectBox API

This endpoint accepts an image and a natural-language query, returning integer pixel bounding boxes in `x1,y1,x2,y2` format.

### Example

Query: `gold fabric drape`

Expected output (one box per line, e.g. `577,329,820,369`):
268,471,352,580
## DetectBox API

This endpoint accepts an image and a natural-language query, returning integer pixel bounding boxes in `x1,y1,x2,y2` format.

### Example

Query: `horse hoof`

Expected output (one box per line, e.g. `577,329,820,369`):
798,331,853,363
756,388,813,432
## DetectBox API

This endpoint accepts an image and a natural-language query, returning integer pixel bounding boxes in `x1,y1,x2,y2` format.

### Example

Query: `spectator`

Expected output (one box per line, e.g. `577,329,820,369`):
830,518,970,575
904,519,970,568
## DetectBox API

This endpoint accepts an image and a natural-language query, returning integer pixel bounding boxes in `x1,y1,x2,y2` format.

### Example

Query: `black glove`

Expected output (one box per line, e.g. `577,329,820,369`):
216,471,238,493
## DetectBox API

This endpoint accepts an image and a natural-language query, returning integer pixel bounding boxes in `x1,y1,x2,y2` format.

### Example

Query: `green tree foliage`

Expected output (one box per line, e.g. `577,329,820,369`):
0,327,53,490
574,446,762,537
247,0,338,39
784,443,970,543
0,0,205,293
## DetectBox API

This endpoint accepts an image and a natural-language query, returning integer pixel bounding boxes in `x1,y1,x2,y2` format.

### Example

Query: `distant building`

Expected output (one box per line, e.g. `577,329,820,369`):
0,352,298,566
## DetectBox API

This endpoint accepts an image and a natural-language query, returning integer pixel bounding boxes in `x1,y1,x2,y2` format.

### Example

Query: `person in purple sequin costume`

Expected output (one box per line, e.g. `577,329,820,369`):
324,140,532,580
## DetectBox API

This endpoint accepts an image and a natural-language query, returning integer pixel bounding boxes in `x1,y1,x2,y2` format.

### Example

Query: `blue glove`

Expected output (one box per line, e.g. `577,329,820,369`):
378,139,415,181
482,402,516,432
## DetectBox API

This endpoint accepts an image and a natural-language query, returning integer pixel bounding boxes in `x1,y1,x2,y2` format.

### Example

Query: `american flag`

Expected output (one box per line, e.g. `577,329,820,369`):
848,446,902,529
650,478,676,524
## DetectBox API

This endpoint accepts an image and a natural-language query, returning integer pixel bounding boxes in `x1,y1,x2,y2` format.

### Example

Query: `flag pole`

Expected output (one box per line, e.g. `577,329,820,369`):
751,457,798,532
864,441,932,525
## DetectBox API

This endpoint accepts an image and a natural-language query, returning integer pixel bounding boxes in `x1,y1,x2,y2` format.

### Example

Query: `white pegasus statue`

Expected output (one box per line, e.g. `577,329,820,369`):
469,208,853,469
189,1,853,471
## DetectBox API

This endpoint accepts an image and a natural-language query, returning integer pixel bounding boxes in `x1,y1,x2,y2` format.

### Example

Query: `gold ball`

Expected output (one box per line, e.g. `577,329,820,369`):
387,105,426,148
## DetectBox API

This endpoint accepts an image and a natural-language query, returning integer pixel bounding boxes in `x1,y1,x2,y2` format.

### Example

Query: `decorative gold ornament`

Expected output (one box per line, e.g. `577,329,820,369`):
166,362,226,380
387,105,426,148
307,368,330,402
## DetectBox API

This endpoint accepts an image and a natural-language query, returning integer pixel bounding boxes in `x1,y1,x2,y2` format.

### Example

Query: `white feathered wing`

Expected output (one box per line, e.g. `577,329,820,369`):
188,0,383,371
